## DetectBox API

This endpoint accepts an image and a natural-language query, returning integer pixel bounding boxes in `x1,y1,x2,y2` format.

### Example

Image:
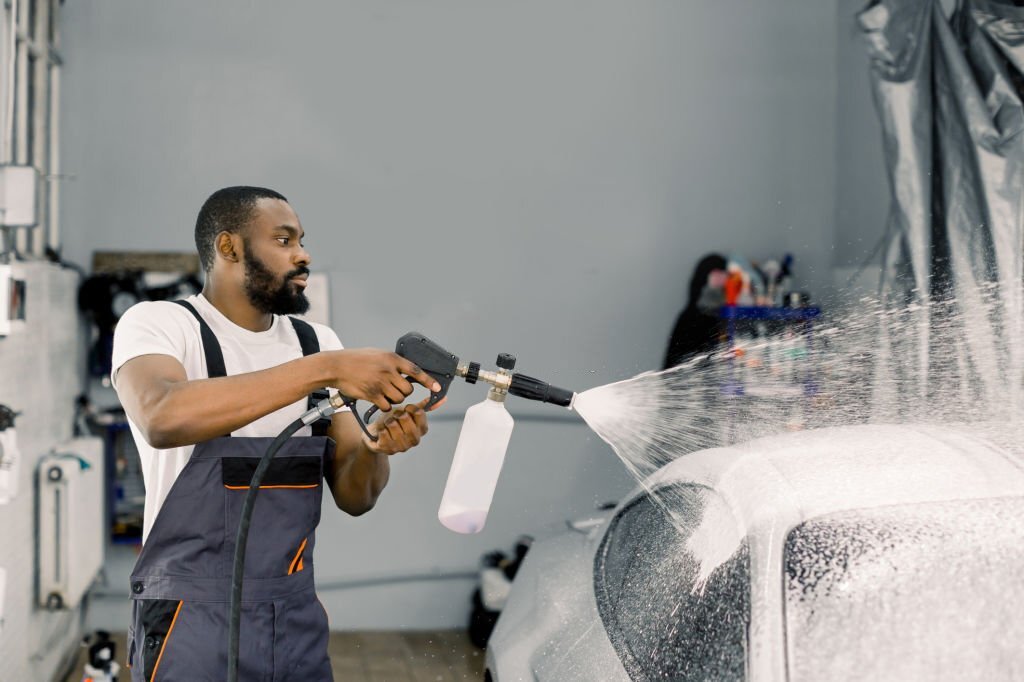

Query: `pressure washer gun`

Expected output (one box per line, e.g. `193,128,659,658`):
324,332,576,532
335,332,575,442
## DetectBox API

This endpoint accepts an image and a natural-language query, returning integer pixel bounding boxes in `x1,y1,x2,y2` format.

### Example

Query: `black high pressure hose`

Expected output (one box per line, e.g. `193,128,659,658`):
227,416,305,682
227,391,361,681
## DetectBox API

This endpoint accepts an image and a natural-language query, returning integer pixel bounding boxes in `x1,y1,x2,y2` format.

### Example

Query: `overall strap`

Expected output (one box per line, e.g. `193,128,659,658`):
173,299,227,378
289,317,332,437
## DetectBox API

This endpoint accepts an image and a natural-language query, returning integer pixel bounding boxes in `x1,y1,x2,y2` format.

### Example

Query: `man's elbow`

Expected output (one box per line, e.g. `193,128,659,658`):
139,413,190,450
127,385,189,449
334,492,378,516
142,423,178,450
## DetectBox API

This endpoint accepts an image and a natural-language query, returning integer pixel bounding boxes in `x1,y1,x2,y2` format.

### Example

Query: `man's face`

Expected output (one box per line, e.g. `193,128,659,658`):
241,198,311,316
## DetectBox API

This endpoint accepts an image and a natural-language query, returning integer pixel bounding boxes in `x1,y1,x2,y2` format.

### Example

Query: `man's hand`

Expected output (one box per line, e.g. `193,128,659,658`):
362,396,443,455
322,349,440,413
325,395,445,514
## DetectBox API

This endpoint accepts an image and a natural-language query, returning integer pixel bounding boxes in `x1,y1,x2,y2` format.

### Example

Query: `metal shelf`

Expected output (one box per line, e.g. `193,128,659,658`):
718,305,821,321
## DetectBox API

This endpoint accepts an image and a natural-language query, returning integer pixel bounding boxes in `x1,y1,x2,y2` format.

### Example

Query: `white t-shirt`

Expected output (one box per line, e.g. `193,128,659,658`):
111,293,343,543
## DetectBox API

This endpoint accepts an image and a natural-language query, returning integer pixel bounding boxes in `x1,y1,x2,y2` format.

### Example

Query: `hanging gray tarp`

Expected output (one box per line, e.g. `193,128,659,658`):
861,0,1024,418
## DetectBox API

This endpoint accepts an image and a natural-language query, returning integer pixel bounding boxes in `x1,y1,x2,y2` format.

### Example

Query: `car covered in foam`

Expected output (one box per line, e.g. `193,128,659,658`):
486,423,1024,681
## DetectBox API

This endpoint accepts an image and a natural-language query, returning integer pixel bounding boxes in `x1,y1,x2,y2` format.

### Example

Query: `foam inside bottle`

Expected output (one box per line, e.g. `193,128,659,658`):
438,396,514,533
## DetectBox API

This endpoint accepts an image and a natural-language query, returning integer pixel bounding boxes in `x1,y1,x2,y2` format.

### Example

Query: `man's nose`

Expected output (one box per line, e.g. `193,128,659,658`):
295,245,311,267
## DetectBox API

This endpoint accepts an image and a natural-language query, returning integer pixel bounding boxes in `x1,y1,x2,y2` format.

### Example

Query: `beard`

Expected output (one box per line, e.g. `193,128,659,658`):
242,240,311,316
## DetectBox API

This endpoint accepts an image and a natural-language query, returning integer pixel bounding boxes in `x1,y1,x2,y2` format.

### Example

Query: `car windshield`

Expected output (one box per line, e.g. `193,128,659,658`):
594,483,750,681
785,496,1024,681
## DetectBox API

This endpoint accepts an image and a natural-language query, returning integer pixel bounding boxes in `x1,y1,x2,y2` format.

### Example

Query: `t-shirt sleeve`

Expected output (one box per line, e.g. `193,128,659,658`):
110,302,190,390
313,323,344,353
311,324,348,408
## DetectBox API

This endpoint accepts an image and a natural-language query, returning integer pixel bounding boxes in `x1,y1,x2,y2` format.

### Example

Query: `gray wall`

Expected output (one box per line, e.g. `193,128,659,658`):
61,1,840,628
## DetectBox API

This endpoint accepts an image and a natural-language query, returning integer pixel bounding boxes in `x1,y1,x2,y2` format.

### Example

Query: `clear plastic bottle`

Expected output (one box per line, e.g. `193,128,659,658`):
438,392,514,534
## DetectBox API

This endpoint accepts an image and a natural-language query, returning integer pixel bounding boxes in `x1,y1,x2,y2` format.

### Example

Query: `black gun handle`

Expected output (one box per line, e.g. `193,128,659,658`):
338,394,379,442
362,374,447,425
395,331,457,408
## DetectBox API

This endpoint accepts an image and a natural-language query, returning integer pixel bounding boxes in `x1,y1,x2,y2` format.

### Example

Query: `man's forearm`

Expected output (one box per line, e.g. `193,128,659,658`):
137,354,334,448
330,441,391,515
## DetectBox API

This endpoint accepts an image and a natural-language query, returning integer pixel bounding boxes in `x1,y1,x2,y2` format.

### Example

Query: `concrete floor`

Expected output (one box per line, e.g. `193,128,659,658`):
331,631,484,681
64,630,485,681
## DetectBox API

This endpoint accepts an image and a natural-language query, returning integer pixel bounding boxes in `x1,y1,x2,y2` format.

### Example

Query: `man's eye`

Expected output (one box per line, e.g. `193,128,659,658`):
277,237,289,245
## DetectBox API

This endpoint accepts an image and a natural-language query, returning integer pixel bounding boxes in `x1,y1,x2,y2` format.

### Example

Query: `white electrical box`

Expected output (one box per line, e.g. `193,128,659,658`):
0,165,37,226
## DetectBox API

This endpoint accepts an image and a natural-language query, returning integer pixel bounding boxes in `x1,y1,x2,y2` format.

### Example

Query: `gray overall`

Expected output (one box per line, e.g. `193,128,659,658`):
127,301,335,681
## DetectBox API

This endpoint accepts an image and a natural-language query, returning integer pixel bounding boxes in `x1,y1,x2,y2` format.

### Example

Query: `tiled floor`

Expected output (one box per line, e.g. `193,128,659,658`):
65,630,485,681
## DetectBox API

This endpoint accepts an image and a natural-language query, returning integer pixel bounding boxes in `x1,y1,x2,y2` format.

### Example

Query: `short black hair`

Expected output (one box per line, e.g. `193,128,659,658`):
194,186,288,271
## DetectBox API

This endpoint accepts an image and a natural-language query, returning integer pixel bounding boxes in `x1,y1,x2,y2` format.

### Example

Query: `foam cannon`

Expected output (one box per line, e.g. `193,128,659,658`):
357,332,575,533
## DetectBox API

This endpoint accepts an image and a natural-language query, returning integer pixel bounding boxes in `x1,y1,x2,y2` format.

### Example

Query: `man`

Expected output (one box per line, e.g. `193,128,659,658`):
112,186,439,680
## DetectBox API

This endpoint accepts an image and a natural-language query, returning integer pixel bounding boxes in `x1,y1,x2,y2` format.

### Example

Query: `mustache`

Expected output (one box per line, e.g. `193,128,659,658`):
286,266,311,280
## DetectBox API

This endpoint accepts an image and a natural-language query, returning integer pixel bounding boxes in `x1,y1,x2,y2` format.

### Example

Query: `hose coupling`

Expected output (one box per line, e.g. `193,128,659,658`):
302,393,347,425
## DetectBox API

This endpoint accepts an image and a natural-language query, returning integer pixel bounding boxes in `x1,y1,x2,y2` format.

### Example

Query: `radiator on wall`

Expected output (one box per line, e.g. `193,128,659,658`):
37,437,104,610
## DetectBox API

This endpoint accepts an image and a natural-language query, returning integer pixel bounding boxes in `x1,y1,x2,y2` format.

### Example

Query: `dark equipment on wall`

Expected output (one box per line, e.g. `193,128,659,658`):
78,271,201,378
0,403,18,431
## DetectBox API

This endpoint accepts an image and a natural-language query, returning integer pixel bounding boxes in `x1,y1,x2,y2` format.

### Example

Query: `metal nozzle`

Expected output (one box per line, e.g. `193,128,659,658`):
456,362,576,408
456,362,512,392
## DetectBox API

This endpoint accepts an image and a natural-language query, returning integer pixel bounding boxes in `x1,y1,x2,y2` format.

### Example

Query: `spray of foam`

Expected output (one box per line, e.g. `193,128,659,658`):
572,286,1024,587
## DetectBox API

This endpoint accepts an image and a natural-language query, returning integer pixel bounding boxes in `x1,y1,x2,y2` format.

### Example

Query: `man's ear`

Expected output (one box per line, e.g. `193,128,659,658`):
215,231,242,264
